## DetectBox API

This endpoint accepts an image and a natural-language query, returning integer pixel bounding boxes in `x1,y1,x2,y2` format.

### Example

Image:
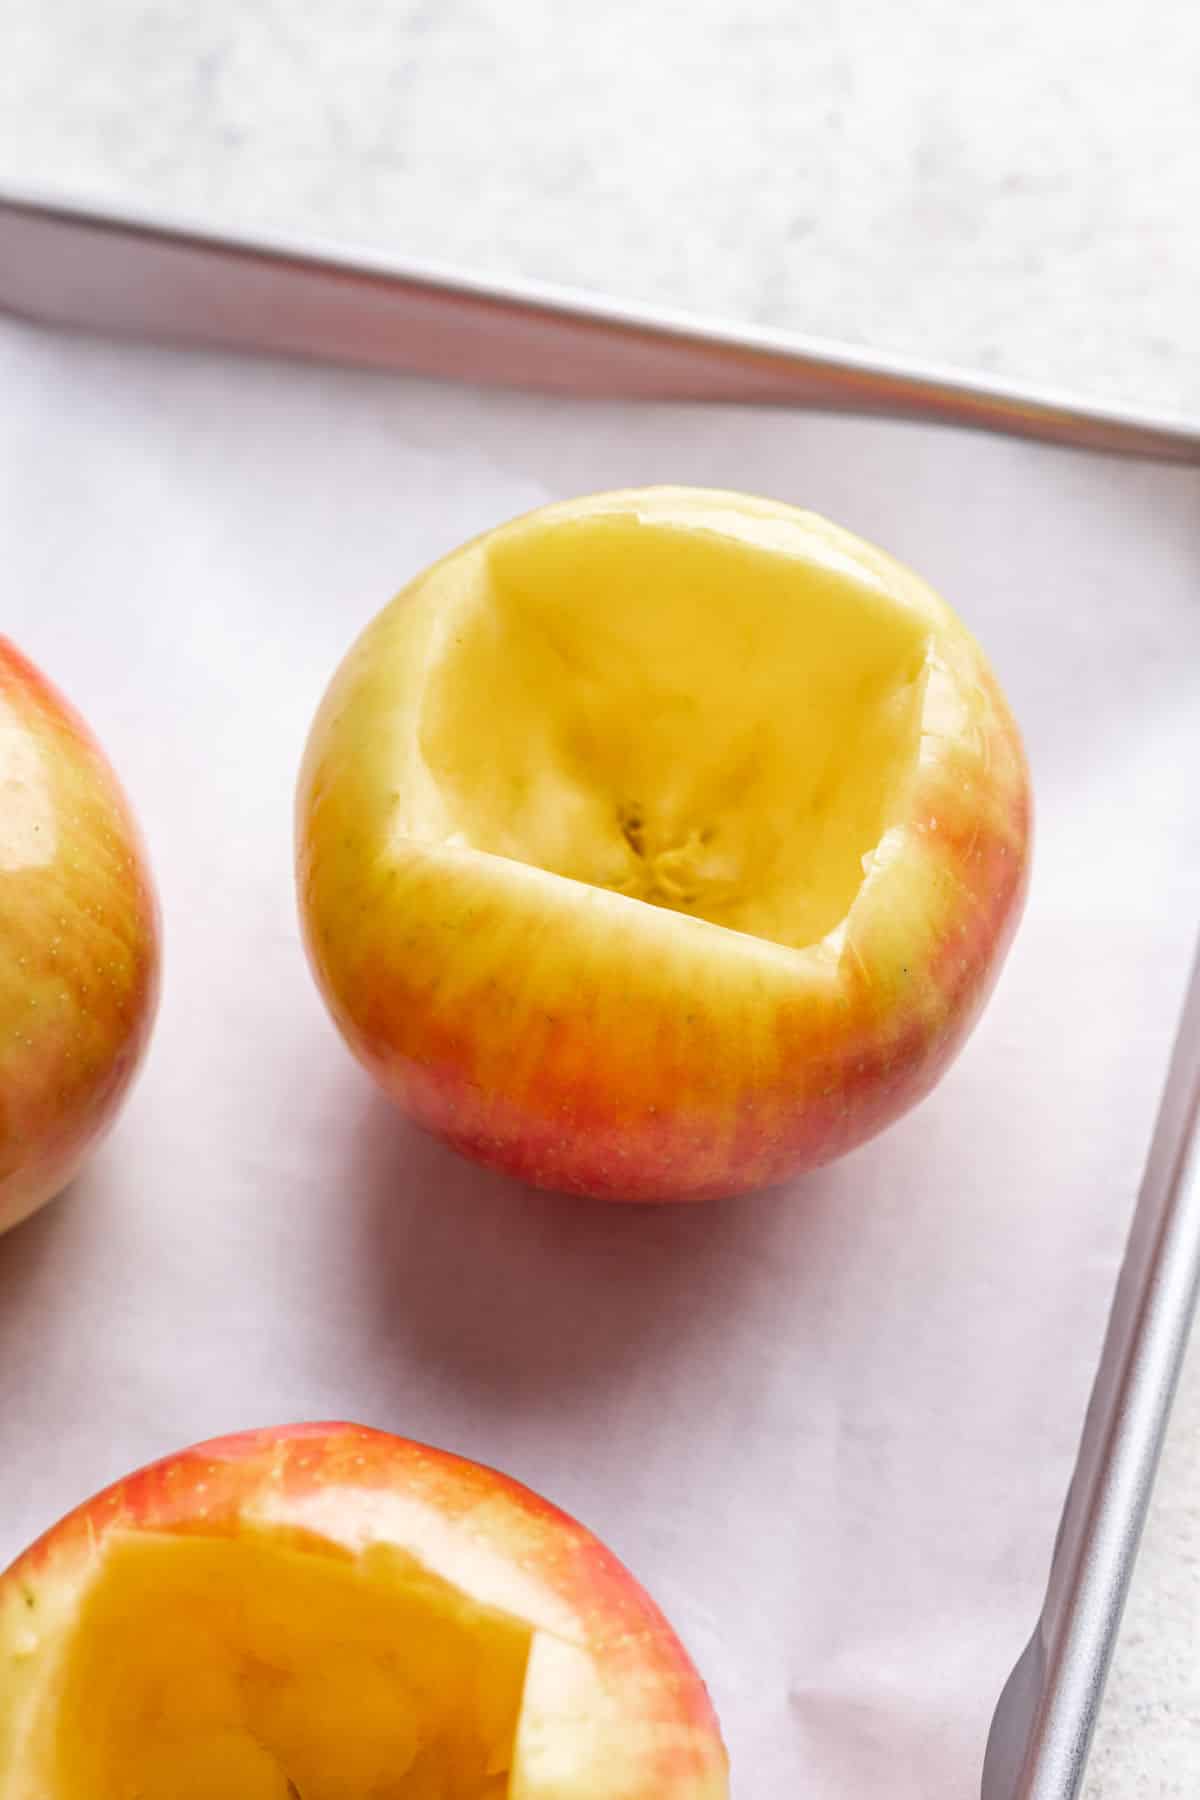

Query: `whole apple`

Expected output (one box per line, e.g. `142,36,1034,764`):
0,639,159,1234
297,488,1031,1202
0,1422,729,1799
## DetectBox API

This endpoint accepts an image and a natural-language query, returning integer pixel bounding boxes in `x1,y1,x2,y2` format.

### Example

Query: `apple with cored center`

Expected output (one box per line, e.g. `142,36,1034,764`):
297,488,1031,1202
0,1422,729,1799
0,639,159,1234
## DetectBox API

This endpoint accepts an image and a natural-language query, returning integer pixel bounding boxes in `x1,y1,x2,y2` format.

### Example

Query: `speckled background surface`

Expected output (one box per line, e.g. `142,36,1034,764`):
3,3,1199,1792
2,0,1198,420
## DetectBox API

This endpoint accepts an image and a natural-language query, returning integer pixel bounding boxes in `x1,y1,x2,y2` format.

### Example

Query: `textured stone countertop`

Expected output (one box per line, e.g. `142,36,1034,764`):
3,3,1198,1793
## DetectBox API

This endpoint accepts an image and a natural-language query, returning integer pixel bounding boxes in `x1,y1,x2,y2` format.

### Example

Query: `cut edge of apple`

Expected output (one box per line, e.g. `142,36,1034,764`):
0,1425,729,1800
304,487,965,967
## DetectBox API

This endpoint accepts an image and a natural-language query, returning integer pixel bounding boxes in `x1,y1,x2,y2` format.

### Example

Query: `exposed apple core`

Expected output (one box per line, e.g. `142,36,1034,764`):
39,1529,531,1799
415,508,930,950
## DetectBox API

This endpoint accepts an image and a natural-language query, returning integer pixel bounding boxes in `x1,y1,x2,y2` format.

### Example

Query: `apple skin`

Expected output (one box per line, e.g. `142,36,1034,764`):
0,639,160,1234
0,1422,730,1800
297,489,1031,1203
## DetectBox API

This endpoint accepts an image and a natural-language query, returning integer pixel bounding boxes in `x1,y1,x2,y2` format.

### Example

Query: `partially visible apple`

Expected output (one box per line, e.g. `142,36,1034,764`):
0,639,159,1235
0,1422,729,1799
297,488,1031,1202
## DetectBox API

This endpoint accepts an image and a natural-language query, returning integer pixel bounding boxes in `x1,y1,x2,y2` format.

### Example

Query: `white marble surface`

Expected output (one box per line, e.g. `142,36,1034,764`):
1086,1336,1200,1797
2,4,1199,1794
2,0,1198,420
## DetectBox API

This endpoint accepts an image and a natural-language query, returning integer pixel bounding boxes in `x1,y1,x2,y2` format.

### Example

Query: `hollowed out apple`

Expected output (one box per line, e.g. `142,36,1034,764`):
297,488,1031,1202
0,1423,728,1800
0,639,159,1234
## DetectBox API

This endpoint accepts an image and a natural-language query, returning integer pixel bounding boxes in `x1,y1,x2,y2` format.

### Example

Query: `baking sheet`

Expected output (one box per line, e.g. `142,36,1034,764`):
1,314,1198,1799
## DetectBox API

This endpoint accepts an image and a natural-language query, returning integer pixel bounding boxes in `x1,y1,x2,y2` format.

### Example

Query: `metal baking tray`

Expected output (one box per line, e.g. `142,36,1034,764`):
1,185,1198,1800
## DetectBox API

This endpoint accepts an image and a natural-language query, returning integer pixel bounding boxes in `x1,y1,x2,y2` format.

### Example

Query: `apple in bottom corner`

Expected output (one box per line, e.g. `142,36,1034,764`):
296,487,1032,1203
0,1422,730,1800
0,637,160,1236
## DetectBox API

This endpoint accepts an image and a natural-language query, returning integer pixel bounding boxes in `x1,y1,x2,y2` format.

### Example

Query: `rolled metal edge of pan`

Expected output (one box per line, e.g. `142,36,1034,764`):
0,183,1198,463
983,938,1200,1799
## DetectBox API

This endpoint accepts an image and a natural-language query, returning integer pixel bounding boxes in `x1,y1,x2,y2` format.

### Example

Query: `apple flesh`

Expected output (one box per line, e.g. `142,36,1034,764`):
297,488,1031,1202
0,639,159,1234
0,1423,729,1799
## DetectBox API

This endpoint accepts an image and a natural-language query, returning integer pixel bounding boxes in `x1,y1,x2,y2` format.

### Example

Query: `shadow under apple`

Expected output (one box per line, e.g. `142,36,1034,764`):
0,1158,132,1354
338,1084,881,1424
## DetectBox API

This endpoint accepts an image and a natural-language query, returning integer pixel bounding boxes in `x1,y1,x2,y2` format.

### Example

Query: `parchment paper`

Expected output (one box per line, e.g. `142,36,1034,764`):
1,314,1198,1798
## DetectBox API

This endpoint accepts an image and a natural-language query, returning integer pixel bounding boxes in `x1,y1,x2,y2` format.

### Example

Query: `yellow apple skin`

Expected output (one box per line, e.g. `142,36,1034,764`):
297,489,1031,1203
0,639,160,1234
0,1423,729,1800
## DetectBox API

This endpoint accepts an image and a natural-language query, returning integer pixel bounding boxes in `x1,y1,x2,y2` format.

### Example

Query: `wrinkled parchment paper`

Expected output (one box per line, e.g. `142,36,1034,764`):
1,316,1198,1797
